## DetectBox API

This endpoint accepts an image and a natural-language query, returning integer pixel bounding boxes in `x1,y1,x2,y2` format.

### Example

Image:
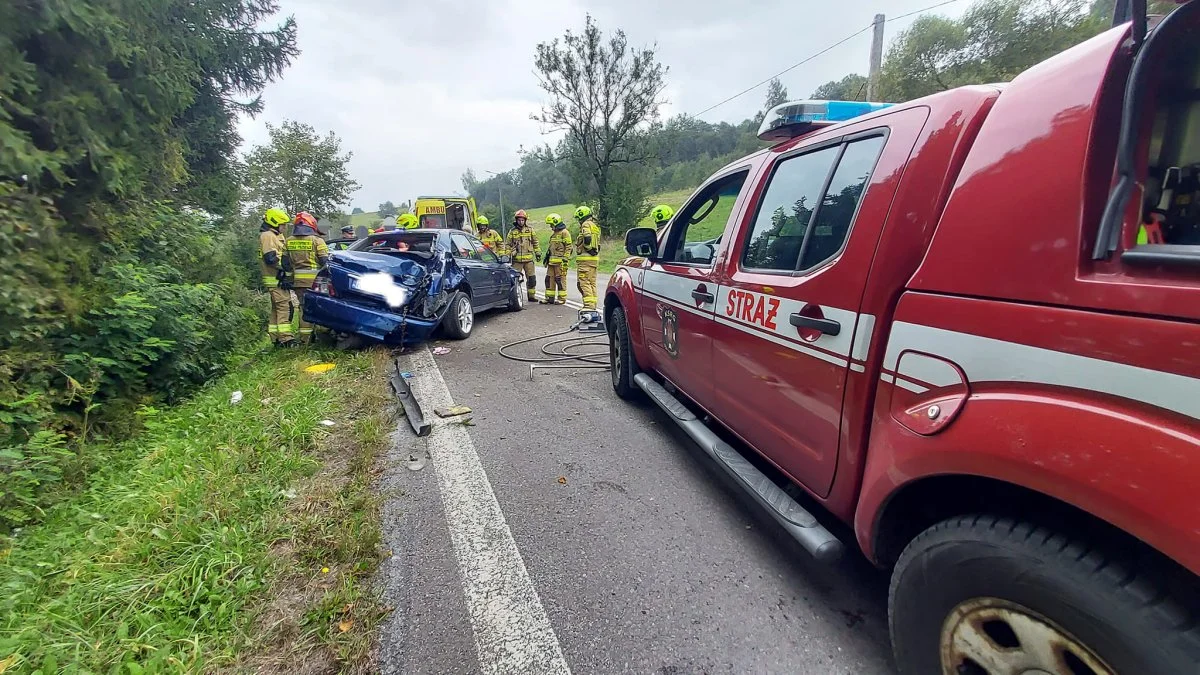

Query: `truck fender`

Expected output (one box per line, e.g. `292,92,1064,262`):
856,380,1200,575
604,263,650,370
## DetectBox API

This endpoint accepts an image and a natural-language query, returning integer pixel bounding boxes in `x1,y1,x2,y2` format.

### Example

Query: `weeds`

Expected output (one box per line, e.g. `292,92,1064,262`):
0,347,394,673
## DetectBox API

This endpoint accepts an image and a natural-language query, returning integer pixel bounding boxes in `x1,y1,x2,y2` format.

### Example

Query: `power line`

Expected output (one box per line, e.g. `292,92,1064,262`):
693,0,965,118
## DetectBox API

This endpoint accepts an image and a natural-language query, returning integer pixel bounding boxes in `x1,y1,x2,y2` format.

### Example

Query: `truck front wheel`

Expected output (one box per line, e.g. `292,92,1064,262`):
890,515,1200,675
607,306,639,400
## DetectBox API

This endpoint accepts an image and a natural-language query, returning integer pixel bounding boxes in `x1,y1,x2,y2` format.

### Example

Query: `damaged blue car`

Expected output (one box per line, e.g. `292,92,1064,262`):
303,229,524,345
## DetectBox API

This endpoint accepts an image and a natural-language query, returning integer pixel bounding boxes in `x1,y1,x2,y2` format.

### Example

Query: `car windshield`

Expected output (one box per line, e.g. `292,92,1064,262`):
349,232,438,253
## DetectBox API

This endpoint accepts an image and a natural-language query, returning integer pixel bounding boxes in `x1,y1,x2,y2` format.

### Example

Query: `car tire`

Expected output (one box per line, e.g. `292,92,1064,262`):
890,514,1200,675
441,292,473,340
608,305,640,400
507,282,525,312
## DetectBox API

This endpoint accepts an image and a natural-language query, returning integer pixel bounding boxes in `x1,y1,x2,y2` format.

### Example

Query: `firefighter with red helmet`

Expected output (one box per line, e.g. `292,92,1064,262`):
505,209,540,301
285,211,330,342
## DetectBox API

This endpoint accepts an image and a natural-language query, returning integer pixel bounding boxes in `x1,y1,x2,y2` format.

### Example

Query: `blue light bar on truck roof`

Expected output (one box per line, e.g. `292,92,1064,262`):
757,100,894,142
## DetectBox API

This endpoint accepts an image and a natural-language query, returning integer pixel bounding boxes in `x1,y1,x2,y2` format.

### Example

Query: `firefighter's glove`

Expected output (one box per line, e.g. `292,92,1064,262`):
543,251,550,265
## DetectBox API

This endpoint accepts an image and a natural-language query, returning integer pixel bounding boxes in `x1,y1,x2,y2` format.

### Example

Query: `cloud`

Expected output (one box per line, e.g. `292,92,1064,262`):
239,0,969,211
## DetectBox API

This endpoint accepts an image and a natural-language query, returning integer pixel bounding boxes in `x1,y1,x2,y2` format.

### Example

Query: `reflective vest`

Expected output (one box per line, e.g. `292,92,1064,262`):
479,228,505,254
576,220,601,263
548,228,573,265
506,226,540,262
286,234,329,288
259,229,285,287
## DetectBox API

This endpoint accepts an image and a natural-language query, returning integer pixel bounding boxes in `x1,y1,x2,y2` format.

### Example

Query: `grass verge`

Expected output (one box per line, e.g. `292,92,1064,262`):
0,347,395,674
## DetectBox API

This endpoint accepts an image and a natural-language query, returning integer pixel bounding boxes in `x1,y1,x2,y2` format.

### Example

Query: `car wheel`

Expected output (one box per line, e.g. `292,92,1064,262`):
608,305,639,400
441,292,473,339
890,515,1200,675
507,282,525,312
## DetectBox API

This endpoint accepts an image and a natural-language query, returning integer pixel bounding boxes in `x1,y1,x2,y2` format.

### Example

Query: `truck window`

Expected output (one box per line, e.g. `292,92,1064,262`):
1136,29,1200,247
799,136,885,269
662,170,749,266
743,146,841,271
742,136,884,273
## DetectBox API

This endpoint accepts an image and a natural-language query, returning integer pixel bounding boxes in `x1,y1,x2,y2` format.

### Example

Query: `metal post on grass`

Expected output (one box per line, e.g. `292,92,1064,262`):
485,170,508,238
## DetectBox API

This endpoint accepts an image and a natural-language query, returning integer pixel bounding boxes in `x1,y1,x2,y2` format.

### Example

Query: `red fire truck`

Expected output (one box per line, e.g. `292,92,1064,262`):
605,6,1200,674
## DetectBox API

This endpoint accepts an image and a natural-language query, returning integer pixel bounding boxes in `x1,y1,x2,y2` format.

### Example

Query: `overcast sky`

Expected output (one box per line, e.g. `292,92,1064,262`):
237,0,969,212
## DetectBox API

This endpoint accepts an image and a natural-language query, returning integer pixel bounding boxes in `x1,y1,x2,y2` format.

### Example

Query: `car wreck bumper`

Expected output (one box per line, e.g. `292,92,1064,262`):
303,293,440,345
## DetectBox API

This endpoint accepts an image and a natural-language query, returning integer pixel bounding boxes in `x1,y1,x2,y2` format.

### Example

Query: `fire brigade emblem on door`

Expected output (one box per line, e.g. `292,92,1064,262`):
662,307,679,358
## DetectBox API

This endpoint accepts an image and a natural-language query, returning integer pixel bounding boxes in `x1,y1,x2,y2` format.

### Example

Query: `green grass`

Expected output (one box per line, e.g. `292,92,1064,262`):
511,187,700,274
349,211,380,228
0,347,394,673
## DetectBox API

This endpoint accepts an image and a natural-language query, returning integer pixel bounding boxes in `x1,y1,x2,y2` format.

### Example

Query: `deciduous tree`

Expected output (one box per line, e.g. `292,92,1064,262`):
243,120,360,217
533,15,668,232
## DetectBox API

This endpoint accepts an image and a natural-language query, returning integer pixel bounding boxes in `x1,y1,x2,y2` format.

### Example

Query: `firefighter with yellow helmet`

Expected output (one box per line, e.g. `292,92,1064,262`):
542,213,572,304
285,212,330,342
259,208,293,345
476,215,504,254
574,205,601,309
506,209,540,301
397,213,419,230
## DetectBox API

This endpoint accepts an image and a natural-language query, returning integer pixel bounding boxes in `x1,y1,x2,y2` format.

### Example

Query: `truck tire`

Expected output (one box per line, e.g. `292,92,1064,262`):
890,515,1200,675
441,292,473,340
506,282,525,312
608,306,639,400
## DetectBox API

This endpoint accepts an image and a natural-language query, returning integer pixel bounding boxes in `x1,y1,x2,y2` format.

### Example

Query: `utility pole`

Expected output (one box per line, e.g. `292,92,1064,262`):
485,170,507,238
867,13,885,101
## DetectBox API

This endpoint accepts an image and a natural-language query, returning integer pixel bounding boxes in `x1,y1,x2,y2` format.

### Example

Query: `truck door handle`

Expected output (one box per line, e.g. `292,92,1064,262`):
789,313,841,336
691,287,714,303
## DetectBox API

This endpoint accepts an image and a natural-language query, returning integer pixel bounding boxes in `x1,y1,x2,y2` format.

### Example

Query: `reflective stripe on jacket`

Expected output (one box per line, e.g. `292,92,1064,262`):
286,235,329,288
548,229,573,265
480,229,505,253
259,229,285,287
506,226,540,262
576,220,601,262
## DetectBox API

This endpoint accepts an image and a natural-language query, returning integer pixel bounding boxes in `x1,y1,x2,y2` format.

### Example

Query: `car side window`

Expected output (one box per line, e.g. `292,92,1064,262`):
662,170,750,266
470,237,499,263
742,135,884,273
449,233,477,259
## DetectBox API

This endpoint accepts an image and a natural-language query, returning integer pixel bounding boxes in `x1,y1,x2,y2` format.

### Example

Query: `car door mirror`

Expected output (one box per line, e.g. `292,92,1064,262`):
499,254,512,264
625,227,658,258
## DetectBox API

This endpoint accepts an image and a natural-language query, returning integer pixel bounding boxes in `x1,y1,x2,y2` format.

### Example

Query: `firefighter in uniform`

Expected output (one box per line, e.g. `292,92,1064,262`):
651,204,675,231
260,208,293,345
285,211,329,342
574,205,602,309
506,209,540,301
477,215,504,254
542,213,572,304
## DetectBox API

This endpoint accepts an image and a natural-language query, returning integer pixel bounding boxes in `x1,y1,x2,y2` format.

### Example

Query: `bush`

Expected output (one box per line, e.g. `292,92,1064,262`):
0,189,263,533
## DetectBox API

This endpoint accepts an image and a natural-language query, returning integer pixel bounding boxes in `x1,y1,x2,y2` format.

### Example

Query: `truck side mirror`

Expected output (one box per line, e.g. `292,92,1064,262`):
625,227,658,259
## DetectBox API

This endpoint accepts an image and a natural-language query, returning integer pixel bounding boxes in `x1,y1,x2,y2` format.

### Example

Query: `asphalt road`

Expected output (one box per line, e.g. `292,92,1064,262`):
375,301,896,674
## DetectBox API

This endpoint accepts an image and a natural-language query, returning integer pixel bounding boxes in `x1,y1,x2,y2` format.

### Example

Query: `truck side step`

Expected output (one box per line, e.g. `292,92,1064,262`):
634,373,844,563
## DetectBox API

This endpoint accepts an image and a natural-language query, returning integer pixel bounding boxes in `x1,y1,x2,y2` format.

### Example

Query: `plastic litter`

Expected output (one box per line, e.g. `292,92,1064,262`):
304,363,336,374
319,420,336,427
432,347,451,355
435,405,472,418
230,391,243,405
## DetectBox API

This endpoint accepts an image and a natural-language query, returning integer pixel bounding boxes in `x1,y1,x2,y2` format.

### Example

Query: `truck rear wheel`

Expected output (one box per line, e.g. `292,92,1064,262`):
890,515,1200,675
608,306,639,400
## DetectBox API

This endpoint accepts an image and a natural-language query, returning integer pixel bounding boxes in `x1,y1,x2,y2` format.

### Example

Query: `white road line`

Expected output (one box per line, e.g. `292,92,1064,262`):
406,348,571,674
536,293,584,310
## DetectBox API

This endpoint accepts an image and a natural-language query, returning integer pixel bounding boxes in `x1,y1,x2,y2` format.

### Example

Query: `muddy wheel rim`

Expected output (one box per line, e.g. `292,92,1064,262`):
610,330,621,388
458,299,473,332
940,597,1114,675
